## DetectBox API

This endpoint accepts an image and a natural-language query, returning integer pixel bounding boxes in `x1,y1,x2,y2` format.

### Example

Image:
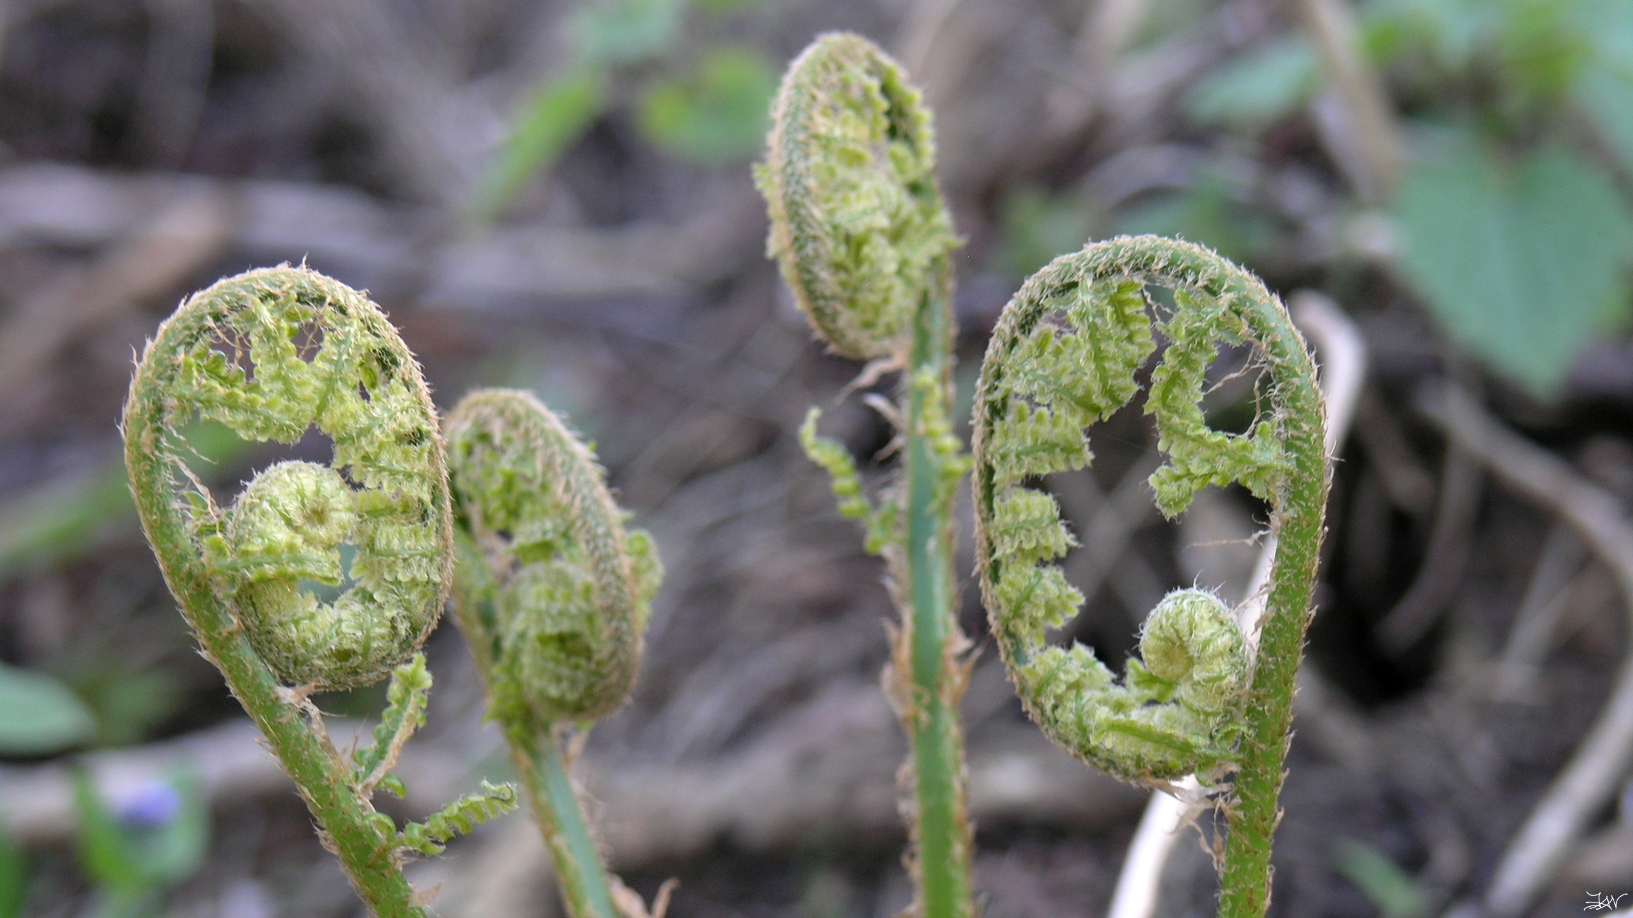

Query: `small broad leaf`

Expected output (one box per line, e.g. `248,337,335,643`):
0,664,96,756
1393,132,1633,396
637,47,778,164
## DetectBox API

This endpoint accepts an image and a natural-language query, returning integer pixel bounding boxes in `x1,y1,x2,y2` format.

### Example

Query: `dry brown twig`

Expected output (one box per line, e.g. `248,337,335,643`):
1418,383,1633,918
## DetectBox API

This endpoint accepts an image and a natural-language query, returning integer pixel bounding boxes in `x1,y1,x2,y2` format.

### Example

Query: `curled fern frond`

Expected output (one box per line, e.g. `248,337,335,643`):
445,389,661,731
755,31,959,361
125,265,454,691
972,235,1327,785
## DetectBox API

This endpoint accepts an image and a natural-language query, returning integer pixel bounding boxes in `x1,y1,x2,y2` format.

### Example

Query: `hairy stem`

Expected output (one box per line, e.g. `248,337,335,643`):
124,266,456,917
513,728,620,918
757,33,973,918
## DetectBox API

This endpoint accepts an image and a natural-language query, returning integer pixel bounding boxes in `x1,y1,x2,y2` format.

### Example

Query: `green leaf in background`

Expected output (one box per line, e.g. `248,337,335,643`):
0,826,25,918
1576,66,1633,176
1393,134,1633,396
1574,0,1633,176
0,664,97,756
694,0,769,10
637,47,777,164
1332,838,1429,918
70,667,181,748
475,69,606,220
569,0,686,66
0,421,253,582
1362,0,1500,73
1187,37,1320,129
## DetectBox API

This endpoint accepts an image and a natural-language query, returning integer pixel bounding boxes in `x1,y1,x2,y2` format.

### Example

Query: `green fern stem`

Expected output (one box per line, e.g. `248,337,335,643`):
124,266,457,918
759,33,972,918
515,726,621,918
971,237,1327,918
901,275,972,918
446,389,662,918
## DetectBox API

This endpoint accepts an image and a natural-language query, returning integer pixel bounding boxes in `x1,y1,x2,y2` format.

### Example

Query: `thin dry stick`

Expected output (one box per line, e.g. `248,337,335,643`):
1493,525,1586,702
1418,383,1633,918
1106,289,1366,918
1294,0,1405,203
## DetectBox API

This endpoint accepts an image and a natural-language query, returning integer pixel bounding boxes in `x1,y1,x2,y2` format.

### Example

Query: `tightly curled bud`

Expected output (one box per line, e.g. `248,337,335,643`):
755,32,959,360
446,389,660,730
125,266,453,691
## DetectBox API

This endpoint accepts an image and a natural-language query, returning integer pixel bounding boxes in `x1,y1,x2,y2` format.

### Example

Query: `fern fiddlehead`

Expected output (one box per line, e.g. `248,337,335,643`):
446,389,662,918
971,237,1328,918
125,266,515,918
758,33,972,918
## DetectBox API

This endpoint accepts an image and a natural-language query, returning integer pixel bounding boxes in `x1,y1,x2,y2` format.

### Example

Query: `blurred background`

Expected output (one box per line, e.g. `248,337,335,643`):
2,0,1633,916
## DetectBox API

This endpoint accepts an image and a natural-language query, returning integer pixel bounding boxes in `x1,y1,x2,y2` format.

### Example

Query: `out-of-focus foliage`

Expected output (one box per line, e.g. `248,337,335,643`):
1380,0,1633,396
479,0,775,217
475,70,604,220
1394,136,1633,394
0,829,23,918
66,665,181,749
0,422,251,581
638,47,777,164
1180,0,1633,396
569,0,685,65
1114,175,1282,267
1332,838,1429,918
72,770,208,918
1187,38,1320,129
996,187,1092,279
0,664,97,756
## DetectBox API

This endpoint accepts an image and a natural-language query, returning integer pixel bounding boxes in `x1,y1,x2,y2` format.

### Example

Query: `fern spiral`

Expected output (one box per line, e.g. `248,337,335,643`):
446,388,660,731
124,265,481,918
758,32,973,918
125,264,452,690
757,31,959,362
972,236,1328,916
446,388,662,918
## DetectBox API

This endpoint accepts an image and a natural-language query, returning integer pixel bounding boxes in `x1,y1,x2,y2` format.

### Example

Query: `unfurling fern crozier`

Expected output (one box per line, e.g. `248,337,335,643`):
972,236,1327,918
125,266,517,918
447,388,662,918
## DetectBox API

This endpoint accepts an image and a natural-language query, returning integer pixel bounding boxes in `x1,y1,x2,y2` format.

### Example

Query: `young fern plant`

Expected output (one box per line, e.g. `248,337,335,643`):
445,389,664,918
756,33,973,918
123,266,517,918
971,237,1328,918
